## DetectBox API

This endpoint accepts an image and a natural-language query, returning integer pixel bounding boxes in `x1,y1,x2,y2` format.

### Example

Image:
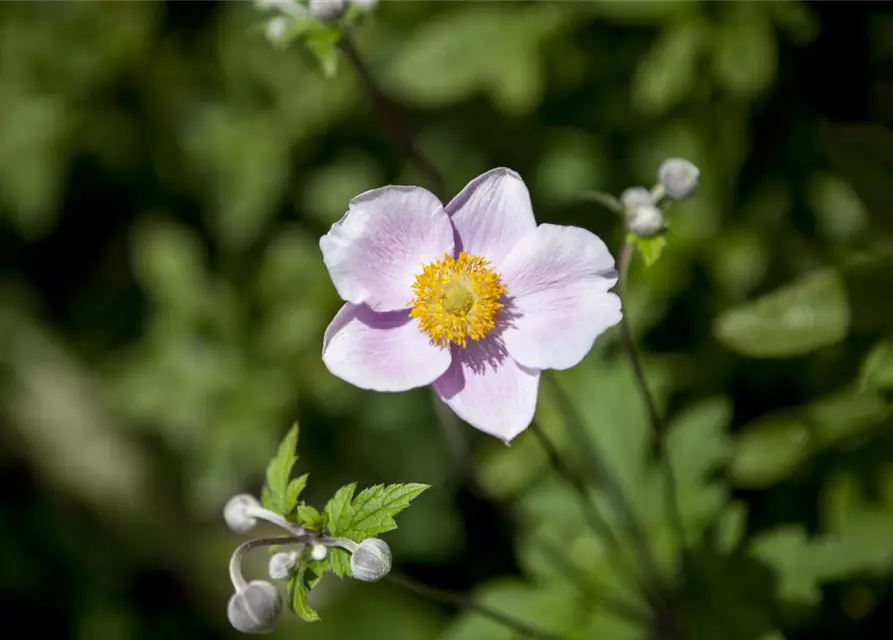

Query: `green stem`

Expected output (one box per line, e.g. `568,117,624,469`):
340,31,446,199
528,421,650,599
387,573,561,640
540,374,666,606
616,239,686,556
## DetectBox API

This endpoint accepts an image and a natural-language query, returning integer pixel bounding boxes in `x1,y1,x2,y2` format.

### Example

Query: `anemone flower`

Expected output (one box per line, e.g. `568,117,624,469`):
320,168,621,442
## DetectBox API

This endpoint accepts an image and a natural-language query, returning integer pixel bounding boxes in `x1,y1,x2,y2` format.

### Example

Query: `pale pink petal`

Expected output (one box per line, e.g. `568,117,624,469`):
500,224,621,371
445,168,536,269
320,186,453,311
433,338,540,442
322,303,451,392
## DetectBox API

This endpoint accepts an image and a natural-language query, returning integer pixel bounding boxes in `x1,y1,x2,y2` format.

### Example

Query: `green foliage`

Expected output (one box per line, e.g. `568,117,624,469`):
386,3,566,115
629,232,668,267
288,565,322,622
261,424,308,516
713,269,850,358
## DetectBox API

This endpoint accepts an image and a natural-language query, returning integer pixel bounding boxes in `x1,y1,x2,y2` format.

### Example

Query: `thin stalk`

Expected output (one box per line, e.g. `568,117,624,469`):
616,240,686,556
528,421,647,597
533,537,652,624
229,536,309,590
387,573,560,640
340,31,445,199
540,373,666,604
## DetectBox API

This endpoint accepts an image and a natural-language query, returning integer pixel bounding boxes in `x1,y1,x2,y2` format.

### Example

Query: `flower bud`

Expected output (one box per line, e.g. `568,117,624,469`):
224,494,262,534
627,203,665,238
620,186,653,212
352,0,379,12
310,543,328,562
309,0,345,21
658,157,700,200
268,552,298,581
265,16,288,45
227,580,282,634
350,538,391,582
254,0,305,16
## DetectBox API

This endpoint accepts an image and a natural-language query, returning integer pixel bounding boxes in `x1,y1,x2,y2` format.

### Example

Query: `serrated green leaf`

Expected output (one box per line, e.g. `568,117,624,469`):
296,504,326,531
262,424,304,515
713,268,850,358
341,483,430,540
288,565,321,622
324,482,357,536
748,526,851,606
328,547,352,578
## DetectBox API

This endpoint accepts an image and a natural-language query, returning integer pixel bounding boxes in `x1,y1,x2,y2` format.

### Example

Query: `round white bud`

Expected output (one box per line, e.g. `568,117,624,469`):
350,538,391,582
658,157,700,200
620,186,653,212
309,0,345,21
224,494,262,534
268,552,298,581
627,203,665,238
352,0,379,12
254,0,306,17
264,16,288,45
310,543,328,562
227,580,282,634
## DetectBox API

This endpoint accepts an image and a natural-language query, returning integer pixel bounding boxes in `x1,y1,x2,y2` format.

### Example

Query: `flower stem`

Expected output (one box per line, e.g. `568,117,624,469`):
387,573,561,640
528,422,645,592
538,375,666,607
229,536,309,591
340,30,446,199
616,239,686,556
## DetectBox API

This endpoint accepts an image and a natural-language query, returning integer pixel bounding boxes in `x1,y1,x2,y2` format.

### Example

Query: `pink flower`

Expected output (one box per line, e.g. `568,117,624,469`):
320,168,621,442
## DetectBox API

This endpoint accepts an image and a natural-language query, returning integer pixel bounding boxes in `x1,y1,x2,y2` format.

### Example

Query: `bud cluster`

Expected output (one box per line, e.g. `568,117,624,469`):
253,0,379,47
222,492,393,634
620,157,700,238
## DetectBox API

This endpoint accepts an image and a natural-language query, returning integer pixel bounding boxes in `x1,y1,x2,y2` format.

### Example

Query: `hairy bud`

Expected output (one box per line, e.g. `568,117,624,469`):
227,580,282,634
658,157,700,200
224,494,262,534
350,538,391,582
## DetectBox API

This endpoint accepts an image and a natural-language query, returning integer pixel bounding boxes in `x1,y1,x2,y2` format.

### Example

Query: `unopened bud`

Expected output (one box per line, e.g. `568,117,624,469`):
620,186,653,212
228,580,282,634
268,552,298,581
309,0,345,21
627,203,665,238
254,0,306,17
352,0,379,12
658,157,700,200
224,494,262,534
310,543,328,561
350,538,391,582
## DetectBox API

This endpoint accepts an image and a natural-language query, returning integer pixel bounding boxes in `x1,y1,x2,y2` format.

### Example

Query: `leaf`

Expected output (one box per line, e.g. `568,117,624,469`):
305,26,342,78
748,526,850,606
261,424,304,516
713,268,850,358
386,5,564,114
712,8,777,99
630,232,668,267
730,416,810,488
859,340,893,391
296,504,326,531
323,482,357,536
632,18,705,115
342,483,430,540
822,124,893,234
287,565,321,622
328,547,352,578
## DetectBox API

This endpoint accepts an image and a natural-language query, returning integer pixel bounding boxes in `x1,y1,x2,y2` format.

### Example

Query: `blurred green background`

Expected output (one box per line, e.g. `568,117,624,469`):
2,1,893,638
